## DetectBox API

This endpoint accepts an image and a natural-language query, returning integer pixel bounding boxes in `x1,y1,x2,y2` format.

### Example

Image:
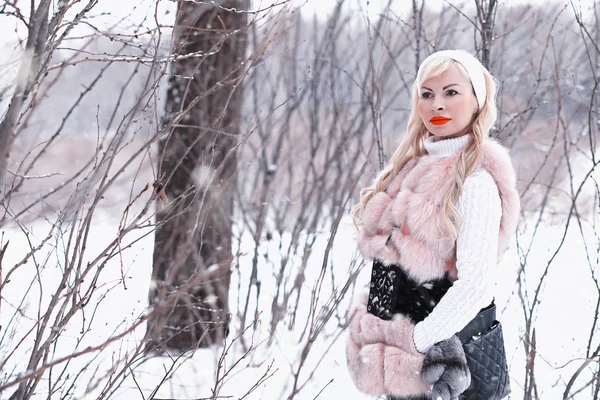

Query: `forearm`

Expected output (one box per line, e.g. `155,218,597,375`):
413,170,501,353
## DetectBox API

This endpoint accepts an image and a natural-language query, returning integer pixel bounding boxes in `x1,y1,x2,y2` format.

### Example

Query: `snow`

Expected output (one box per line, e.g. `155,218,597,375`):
1,195,598,399
1,121,599,399
191,164,216,190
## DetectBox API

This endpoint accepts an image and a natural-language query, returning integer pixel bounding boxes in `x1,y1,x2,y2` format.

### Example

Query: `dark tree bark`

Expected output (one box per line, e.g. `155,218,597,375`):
475,0,498,69
147,0,247,351
0,0,52,208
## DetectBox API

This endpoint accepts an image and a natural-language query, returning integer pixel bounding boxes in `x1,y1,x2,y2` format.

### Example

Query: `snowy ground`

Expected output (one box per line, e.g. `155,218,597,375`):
1,197,598,399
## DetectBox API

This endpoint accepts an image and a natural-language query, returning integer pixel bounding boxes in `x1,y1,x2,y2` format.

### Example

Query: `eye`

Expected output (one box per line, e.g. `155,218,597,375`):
446,89,458,96
421,91,433,99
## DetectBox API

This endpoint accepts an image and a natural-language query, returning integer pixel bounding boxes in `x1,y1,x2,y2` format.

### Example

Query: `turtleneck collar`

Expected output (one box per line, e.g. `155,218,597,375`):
424,134,472,157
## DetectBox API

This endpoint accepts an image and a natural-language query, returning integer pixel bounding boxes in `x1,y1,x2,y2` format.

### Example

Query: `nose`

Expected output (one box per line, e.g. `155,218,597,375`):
432,100,445,111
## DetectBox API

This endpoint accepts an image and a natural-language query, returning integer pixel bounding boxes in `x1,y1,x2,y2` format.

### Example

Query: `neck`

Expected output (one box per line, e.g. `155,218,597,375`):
424,134,472,157
433,132,469,142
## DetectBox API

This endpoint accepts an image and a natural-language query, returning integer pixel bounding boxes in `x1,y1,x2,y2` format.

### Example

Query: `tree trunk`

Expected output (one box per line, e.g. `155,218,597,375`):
147,0,247,351
475,0,498,69
0,0,52,208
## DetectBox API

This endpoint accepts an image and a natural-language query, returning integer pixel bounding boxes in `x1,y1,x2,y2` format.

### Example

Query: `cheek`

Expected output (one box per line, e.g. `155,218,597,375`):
461,97,478,118
417,101,428,120
452,99,474,122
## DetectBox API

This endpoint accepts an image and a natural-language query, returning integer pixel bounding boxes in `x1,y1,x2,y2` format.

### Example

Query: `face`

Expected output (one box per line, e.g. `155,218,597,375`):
417,64,479,141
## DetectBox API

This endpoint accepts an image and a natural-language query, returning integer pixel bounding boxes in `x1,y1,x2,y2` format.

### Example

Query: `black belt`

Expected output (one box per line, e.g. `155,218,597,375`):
368,259,493,332
392,262,453,323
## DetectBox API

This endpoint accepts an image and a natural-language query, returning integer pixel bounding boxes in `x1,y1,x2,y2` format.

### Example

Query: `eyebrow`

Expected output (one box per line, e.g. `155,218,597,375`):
421,83,462,91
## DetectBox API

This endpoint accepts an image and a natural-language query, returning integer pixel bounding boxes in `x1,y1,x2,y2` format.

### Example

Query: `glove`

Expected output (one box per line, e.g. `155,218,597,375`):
345,292,431,397
421,335,471,400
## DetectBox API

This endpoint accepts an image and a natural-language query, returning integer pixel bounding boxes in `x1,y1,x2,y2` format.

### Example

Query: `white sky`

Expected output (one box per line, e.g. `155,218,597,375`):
0,0,593,42
294,0,592,19
0,0,595,93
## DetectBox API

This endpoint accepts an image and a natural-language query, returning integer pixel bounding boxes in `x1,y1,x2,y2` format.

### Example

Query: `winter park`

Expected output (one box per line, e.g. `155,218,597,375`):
0,0,599,399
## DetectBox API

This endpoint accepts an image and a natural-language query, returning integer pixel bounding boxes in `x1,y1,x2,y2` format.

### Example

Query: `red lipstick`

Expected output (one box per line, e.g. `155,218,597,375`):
430,116,452,126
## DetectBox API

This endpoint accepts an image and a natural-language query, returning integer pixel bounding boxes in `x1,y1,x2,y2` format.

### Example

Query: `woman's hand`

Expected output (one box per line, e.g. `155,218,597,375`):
421,335,471,400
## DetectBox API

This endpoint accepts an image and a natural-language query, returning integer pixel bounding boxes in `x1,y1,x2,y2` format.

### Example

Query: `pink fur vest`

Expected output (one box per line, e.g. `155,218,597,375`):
346,138,520,398
357,138,520,283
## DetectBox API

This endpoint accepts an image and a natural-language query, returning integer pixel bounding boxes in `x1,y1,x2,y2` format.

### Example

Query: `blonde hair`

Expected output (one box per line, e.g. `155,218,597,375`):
351,52,498,242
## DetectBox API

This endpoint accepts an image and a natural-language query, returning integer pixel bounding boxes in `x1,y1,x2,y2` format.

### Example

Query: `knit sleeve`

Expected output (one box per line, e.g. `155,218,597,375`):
412,169,501,353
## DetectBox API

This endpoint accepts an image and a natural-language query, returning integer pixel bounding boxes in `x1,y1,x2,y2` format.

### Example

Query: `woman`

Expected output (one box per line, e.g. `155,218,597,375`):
345,49,520,400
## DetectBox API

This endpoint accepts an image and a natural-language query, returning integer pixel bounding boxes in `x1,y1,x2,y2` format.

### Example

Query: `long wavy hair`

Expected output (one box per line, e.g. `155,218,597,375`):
351,51,498,242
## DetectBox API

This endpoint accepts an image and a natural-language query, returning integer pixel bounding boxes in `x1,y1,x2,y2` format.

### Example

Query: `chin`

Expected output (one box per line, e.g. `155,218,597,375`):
429,125,464,138
428,124,450,135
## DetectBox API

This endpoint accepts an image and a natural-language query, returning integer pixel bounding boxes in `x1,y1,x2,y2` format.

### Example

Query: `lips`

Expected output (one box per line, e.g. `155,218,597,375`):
430,116,452,126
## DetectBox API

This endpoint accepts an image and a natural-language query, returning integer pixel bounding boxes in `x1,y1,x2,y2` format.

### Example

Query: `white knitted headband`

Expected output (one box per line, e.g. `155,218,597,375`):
417,50,487,110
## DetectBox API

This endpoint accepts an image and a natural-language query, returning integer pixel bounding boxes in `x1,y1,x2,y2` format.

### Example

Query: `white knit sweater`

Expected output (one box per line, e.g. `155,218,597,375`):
412,134,502,353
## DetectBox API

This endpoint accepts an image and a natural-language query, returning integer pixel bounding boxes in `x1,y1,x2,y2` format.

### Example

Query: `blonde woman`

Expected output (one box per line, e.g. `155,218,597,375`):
345,50,520,400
